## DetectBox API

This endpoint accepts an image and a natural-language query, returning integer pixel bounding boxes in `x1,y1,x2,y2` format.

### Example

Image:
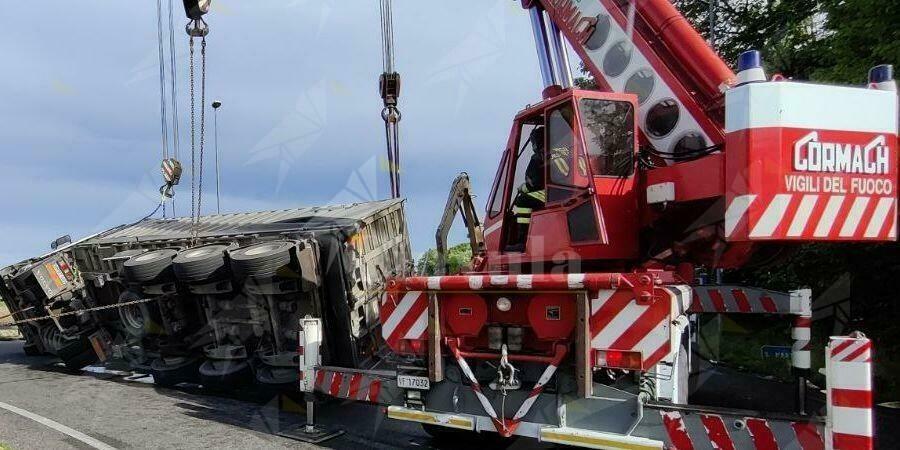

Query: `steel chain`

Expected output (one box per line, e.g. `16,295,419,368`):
186,36,207,245
6,297,157,327
196,36,207,242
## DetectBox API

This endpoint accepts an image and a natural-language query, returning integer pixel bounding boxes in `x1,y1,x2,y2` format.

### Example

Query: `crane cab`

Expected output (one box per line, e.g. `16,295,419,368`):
481,89,640,272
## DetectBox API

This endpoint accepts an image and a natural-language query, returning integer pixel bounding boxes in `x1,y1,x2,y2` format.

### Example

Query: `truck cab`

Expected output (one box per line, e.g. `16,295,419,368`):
482,89,640,273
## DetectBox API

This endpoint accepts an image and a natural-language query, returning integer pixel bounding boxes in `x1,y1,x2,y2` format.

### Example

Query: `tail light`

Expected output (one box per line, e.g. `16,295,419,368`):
595,350,643,370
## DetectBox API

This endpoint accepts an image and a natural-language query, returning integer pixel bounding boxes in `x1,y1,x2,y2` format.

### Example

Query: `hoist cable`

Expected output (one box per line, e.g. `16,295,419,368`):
379,0,402,199
168,0,180,160
168,0,180,216
156,0,169,218
379,0,395,73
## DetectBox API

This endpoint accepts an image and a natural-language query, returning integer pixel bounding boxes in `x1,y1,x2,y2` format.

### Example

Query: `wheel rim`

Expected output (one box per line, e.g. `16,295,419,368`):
121,304,145,330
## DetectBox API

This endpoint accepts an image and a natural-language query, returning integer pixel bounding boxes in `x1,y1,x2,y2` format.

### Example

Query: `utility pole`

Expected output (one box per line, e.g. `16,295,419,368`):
708,0,717,50
212,100,222,214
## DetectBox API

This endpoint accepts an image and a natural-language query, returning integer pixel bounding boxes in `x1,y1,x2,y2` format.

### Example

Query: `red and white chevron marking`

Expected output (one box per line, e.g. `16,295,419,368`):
314,369,382,403
380,291,428,349
661,411,825,450
447,341,565,438
830,338,872,363
725,194,896,241
826,335,874,450
590,286,689,369
691,285,792,314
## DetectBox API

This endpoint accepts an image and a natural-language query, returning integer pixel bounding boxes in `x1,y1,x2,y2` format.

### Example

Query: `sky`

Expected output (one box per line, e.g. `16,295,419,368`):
0,0,547,265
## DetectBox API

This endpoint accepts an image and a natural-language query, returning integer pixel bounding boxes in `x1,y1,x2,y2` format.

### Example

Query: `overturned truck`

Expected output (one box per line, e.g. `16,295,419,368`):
0,199,411,387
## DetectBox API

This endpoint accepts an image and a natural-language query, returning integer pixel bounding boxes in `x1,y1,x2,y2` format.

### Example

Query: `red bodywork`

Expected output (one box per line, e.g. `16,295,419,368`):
381,273,686,370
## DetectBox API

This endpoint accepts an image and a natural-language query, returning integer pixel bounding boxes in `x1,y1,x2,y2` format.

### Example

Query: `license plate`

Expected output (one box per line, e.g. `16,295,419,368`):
397,375,430,390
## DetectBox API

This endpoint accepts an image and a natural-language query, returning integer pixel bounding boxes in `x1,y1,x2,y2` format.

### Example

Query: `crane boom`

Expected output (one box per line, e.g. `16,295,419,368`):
528,0,731,154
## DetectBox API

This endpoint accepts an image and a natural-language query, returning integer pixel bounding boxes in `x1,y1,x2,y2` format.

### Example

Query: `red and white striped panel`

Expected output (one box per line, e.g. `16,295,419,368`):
389,273,625,292
660,411,825,450
590,286,689,369
380,291,428,350
725,194,896,241
826,335,873,450
691,285,792,314
314,369,383,404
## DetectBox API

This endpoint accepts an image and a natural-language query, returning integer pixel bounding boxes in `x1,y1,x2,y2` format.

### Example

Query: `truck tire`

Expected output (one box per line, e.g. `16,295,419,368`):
117,291,152,338
23,342,43,356
228,241,293,279
173,244,232,283
123,249,178,283
151,357,201,388
56,335,97,371
199,359,253,390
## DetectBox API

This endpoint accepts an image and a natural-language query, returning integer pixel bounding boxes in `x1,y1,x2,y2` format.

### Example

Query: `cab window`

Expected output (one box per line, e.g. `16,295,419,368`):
487,152,509,218
578,99,635,177
545,104,587,203
509,122,542,203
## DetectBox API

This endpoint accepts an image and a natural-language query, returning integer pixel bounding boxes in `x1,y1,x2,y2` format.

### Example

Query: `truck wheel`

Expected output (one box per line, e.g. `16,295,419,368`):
118,291,152,338
23,342,43,356
199,359,253,390
56,336,97,371
228,241,293,279
123,249,178,283
173,244,232,283
151,357,201,388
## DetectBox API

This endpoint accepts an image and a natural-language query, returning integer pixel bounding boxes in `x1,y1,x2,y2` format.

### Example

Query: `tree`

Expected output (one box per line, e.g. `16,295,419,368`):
813,0,899,83
416,243,473,276
674,0,832,79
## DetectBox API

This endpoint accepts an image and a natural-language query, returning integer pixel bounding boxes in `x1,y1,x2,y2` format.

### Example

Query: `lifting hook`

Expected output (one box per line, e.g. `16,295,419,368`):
183,0,211,36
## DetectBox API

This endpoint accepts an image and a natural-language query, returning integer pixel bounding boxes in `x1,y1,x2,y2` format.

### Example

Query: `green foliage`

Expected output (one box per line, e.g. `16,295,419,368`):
813,0,900,83
674,0,833,79
673,0,897,83
416,243,473,276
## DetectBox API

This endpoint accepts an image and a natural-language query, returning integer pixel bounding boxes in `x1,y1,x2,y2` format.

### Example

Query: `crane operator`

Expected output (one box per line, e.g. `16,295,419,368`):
512,126,548,228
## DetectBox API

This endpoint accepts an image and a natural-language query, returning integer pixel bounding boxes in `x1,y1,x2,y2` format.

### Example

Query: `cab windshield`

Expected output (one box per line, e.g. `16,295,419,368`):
578,99,634,177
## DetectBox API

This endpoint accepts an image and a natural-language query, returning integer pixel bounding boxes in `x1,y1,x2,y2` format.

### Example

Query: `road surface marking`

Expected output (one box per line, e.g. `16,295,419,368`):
0,400,116,450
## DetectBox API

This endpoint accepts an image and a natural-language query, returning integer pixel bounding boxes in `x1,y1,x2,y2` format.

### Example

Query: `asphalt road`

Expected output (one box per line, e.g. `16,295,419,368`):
0,340,522,450
6,337,887,449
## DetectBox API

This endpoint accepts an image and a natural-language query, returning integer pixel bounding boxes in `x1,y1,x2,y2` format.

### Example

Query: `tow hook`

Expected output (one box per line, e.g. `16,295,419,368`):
490,344,521,391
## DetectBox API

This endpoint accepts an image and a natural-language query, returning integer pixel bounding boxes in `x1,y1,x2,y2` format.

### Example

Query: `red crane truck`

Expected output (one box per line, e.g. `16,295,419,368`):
1,1,895,449
297,1,896,449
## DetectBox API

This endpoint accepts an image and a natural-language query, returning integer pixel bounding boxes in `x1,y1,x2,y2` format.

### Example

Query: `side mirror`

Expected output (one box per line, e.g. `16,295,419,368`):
51,235,72,250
